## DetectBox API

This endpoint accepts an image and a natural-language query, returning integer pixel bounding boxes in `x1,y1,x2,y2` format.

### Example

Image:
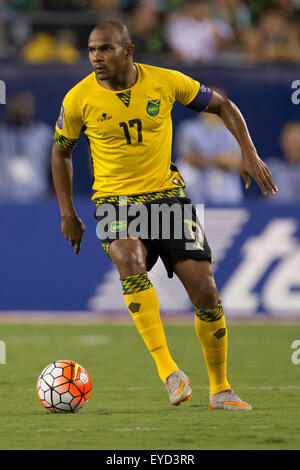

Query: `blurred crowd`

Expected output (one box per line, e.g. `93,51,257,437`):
1,0,300,205
0,0,300,63
176,113,300,205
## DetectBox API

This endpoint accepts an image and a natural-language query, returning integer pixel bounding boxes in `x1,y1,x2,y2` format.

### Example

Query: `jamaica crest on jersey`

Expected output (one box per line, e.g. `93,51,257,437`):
147,99,160,116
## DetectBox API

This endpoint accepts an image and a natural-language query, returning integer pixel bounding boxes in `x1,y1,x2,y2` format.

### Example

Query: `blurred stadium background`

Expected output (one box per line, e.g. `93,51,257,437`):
1,0,300,322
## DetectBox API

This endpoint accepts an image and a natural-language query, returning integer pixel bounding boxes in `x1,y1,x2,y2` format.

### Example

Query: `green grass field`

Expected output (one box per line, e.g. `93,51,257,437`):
0,321,299,450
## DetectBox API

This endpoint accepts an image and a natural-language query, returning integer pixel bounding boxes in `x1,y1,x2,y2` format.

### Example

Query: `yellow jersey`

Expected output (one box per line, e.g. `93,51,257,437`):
54,63,200,200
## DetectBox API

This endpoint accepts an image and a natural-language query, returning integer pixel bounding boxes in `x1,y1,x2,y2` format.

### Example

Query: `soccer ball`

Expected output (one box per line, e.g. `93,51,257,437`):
36,360,92,413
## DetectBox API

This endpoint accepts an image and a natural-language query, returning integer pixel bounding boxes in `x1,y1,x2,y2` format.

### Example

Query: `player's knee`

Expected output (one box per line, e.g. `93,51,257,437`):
192,282,219,310
121,252,146,276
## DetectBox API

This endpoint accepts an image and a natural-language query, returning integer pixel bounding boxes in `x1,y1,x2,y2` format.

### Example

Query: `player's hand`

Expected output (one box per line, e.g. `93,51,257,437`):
240,151,278,196
61,215,86,255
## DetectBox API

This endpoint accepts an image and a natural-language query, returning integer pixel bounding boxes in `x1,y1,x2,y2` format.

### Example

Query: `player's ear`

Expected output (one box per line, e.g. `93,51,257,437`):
125,43,134,59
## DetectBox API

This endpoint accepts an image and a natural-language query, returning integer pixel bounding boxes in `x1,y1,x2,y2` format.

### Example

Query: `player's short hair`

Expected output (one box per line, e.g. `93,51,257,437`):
90,21,132,46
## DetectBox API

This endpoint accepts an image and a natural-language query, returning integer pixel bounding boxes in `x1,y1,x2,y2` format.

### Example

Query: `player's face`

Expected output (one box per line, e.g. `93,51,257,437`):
88,29,131,82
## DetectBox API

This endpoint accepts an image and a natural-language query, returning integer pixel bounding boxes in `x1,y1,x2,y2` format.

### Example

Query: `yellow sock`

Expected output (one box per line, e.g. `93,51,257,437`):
120,273,178,382
194,299,231,395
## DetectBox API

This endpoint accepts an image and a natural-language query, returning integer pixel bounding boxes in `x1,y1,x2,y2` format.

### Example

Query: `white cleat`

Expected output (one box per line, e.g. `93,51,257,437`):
164,370,192,407
209,389,252,410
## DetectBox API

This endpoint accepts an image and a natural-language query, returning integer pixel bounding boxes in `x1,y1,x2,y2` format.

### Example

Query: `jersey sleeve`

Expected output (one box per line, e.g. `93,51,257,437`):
54,89,83,150
168,69,200,106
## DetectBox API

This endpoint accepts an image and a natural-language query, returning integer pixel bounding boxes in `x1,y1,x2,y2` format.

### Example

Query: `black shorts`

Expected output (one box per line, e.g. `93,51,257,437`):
94,195,212,278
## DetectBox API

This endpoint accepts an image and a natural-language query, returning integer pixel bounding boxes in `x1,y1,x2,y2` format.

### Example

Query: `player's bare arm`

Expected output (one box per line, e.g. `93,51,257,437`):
51,142,86,255
205,91,278,196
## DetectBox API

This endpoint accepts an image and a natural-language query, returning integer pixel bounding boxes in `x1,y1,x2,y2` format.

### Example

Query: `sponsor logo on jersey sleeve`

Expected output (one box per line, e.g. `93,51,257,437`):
56,104,65,130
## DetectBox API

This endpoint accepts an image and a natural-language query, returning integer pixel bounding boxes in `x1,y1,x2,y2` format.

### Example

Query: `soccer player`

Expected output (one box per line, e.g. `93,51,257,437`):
51,21,277,410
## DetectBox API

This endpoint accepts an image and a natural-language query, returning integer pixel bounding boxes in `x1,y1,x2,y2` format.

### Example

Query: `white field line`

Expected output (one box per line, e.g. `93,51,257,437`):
98,385,300,391
34,425,271,433
36,428,88,433
113,425,272,432
114,427,162,432
7,334,113,346
28,385,300,393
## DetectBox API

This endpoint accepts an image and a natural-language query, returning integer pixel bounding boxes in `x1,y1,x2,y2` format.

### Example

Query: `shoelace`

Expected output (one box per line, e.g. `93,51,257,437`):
166,373,181,393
